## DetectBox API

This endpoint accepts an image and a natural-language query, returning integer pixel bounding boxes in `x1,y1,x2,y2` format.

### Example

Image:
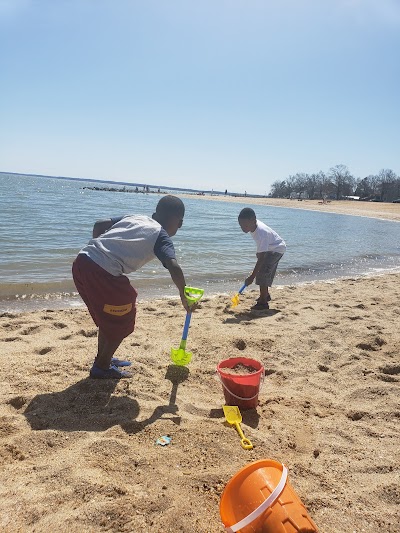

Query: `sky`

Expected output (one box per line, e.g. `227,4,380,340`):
0,0,399,194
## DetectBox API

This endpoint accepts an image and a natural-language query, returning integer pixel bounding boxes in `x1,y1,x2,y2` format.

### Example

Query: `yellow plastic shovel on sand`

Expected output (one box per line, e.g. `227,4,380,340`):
231,283,246,308
170,286,204,366
223,405,253,450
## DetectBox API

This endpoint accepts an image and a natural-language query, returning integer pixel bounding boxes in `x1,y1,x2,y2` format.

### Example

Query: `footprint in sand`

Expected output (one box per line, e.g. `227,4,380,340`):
7,396,28,409
1,444,26,462
52,322,68,329
35,347,53,355
79,329,97,337
377,374,398,383
354,303,367,309
20,325,42,335
356,336,386,351
379,364,400,375
233,339,246,350
2,336,21,342
276,315,290,322
143,306,157,312
379,484,400,505
347,411,368,421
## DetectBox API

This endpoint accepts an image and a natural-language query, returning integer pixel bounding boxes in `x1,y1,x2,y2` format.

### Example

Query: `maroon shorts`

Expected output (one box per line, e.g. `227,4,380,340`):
72,254,137,341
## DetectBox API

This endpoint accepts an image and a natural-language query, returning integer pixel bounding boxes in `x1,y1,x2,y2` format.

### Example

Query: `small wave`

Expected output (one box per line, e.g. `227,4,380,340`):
0,280,77,299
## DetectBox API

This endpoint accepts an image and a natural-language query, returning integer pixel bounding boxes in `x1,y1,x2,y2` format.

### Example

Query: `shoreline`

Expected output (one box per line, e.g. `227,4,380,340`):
179,194,400,222
2,266,400,314
1,272,399,531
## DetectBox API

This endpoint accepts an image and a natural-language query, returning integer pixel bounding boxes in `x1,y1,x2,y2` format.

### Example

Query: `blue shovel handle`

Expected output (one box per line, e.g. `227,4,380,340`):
182,312,192,341
238,283,246,295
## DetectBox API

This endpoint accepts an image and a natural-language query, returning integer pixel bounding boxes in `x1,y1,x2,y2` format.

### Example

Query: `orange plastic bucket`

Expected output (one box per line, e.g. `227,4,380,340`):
220,459,318,533
217,357,264,410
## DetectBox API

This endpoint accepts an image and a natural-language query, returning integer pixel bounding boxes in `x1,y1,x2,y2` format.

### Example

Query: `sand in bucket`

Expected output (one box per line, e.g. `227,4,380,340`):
220,459,318,533
217,357,264,410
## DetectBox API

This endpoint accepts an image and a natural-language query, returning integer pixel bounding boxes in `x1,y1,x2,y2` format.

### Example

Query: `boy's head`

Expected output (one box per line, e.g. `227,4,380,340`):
153,195,185,236
238,207,257,233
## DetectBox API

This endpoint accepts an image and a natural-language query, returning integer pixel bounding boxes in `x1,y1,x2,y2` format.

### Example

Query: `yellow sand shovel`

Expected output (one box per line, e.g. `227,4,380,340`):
223,405,253,450
231,283,246,308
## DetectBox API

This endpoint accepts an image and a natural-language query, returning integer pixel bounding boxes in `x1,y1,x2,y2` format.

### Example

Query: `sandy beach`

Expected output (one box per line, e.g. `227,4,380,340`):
180,195,400,222
1,269,399,532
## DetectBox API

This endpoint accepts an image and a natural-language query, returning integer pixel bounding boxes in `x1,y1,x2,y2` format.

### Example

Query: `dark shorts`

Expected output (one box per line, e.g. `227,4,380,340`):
255,252,284,287
72,254,137,341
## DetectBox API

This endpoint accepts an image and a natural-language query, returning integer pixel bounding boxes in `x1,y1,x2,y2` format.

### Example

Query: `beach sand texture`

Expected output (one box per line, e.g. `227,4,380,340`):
1,273,399,532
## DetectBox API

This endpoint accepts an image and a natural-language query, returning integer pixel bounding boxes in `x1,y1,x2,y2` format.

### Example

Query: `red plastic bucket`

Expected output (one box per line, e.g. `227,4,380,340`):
217,357,264,410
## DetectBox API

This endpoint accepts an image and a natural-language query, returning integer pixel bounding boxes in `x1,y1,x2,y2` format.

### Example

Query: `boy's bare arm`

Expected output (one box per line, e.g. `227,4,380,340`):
245,252,267,285
92,219,114,238
164,258,191,312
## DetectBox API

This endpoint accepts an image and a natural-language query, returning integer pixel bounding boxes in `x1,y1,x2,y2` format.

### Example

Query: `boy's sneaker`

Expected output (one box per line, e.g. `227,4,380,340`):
90,363,131,379
111,358,132,367
251,302,269,310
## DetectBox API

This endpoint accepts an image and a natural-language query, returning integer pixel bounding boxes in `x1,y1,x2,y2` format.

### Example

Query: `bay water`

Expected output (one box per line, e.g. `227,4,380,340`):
1,173,399,312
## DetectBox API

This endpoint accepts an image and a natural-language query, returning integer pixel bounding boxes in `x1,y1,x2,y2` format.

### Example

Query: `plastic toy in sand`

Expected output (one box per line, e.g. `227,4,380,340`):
220,459,318,532
231,283,246,308
223,405,253,450
170,286,204,366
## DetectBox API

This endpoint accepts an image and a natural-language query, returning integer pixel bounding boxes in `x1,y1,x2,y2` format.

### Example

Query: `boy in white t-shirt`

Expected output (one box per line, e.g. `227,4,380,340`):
238,208,286,310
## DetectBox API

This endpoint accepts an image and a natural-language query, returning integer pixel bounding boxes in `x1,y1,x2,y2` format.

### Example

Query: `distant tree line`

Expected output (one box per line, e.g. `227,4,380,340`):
269,165,400,202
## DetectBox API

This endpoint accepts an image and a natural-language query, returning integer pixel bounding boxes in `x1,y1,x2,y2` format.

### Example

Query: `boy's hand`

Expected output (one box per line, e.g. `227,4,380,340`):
180,292,193,313
245,274,255,286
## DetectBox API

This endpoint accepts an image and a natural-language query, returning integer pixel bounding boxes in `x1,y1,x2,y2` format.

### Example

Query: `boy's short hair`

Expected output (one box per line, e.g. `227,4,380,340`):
155,195,185,219
238,207,256,220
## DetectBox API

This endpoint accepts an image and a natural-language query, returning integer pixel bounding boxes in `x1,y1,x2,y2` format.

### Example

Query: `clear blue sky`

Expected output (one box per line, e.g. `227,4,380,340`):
1,1,399,194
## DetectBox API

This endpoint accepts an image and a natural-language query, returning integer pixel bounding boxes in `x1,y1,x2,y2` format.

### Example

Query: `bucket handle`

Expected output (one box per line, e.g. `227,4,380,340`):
217,371,265,401
225,464,288,533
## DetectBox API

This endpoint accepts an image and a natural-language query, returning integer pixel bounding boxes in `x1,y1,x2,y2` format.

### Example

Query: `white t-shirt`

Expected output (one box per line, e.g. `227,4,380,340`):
251,220,286,254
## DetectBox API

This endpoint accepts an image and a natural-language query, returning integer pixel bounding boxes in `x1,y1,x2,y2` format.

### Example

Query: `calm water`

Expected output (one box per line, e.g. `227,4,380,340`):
1,173,400,311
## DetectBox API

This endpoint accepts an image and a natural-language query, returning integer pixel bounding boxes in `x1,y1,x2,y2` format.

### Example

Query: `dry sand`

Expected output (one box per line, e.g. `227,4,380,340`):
179,195,400,222
1,272,399,532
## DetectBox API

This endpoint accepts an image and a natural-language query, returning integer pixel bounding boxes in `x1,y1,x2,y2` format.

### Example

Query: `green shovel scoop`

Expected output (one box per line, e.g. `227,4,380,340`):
170,286,204,366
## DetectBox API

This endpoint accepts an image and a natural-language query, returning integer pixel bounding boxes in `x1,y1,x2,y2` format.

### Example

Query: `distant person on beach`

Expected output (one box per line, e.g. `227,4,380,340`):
72,195,192,379
238,208,286,310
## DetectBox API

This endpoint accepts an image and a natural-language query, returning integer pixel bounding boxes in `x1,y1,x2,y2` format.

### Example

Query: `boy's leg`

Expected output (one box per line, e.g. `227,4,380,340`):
73,254,136,378
254,252,284,306
258,284,270,305
95,329,124,370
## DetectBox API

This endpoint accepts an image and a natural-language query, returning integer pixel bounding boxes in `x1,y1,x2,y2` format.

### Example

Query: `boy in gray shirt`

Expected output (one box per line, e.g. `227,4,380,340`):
73,195,192,378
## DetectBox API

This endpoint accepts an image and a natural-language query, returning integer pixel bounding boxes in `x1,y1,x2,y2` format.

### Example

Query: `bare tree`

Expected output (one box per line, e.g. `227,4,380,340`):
378,169,398,201
329,164,355,199
268,165,398,201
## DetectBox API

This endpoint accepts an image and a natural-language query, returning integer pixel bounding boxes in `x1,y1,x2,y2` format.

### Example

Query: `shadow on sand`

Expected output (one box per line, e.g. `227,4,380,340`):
223,308,280,324
24,364,190,435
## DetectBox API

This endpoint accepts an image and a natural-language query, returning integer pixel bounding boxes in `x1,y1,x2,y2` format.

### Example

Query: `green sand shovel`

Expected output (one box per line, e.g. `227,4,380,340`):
170,286,204,366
